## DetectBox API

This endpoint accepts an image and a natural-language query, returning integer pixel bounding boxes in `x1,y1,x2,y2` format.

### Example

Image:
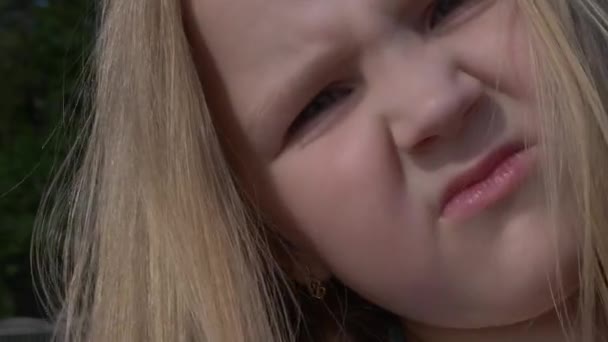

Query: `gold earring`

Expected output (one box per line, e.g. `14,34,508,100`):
302,264,327,300
308,279,327,300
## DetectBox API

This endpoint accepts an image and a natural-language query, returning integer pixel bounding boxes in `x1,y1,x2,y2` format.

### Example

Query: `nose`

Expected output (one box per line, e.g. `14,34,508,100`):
377,47,483,151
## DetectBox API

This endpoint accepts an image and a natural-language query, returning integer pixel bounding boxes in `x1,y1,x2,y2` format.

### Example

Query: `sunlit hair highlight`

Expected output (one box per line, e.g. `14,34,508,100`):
519,0,608,340
34,0,292,341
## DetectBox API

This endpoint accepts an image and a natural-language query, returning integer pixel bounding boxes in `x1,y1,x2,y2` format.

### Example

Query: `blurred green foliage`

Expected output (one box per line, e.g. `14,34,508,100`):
0,0,92,318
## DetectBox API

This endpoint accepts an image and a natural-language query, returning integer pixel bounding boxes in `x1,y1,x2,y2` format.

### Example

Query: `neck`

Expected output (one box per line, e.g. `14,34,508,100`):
401,305,577,342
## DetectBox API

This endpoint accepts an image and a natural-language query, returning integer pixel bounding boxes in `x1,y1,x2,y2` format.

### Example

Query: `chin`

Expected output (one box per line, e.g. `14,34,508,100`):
448,288,576,329
405,282,578,331
405,209,579,330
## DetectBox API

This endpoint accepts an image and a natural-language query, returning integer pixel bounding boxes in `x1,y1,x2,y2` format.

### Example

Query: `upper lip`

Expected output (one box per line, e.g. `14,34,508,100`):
439,142,528,212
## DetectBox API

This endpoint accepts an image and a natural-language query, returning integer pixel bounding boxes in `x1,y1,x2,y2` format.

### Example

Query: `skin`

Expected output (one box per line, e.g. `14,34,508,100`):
184,0,579,340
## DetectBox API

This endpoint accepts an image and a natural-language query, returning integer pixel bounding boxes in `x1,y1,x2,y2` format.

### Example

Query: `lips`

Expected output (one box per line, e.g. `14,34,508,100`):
439,142,537,221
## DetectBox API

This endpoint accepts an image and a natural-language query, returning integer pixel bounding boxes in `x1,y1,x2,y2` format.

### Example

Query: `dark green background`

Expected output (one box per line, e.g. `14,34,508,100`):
1,0,92,318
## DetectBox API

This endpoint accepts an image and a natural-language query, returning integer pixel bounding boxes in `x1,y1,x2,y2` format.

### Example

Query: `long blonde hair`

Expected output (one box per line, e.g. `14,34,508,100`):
520,0,608,340
33,0,608,341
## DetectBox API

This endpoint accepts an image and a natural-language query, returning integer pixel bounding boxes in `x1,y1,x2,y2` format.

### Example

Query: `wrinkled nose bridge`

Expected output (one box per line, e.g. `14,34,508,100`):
379,48,481,150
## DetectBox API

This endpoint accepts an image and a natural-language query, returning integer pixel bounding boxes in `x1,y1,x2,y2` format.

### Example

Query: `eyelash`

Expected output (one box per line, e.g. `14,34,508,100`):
287,0,465,138
287,84,354,137
428,0,465,29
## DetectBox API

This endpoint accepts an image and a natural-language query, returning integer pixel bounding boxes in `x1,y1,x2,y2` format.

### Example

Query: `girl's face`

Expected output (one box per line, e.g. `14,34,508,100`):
186,0,578,329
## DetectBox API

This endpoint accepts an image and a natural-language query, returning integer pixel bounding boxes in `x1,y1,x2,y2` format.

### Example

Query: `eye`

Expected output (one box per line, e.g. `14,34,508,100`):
287,84,353,137
427,0,466,28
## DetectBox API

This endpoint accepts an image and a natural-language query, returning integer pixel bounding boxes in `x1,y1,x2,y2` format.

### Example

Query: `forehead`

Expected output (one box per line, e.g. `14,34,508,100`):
189,0,376,53
188,1,342,77
185,0,392,113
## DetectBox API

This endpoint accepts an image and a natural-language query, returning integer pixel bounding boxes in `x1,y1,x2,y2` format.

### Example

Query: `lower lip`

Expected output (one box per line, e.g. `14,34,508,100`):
440,147,538,222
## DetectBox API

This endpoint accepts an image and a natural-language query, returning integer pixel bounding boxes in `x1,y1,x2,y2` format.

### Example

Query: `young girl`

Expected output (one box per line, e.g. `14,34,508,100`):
34,0,608,341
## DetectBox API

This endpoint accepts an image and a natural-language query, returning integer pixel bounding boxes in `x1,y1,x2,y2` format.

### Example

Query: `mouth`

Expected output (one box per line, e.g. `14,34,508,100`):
439,142,538,222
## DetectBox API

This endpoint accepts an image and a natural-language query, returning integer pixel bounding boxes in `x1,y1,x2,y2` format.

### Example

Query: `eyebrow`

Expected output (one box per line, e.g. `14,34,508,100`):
246,41,357,155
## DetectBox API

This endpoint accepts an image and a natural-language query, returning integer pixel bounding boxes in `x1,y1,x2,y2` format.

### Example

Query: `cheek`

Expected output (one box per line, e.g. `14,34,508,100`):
502,9,536,102
270,120,436,302
453,0,535,101
271,121,400,245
